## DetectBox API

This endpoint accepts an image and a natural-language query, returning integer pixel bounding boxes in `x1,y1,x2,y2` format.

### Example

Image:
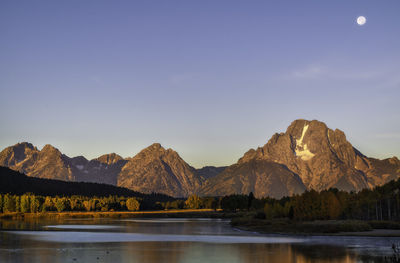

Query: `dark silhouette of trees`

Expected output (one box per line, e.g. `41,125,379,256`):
217,179,400,222
248,192,255,211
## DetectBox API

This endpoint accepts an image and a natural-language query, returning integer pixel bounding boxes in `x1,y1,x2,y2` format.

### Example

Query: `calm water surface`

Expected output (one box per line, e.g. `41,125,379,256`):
0,218,398,263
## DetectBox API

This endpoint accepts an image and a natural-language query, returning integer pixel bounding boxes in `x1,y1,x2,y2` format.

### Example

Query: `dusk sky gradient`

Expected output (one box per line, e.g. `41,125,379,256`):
1,1,399,168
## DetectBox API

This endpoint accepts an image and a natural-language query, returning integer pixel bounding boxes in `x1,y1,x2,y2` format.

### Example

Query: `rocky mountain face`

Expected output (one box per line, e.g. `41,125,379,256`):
194,166,227,180
200,119,400,197
0,142,75,181
0,143,127,185
0,142,212,197
1,119,399,198
118,143,202,197
200,160,306,199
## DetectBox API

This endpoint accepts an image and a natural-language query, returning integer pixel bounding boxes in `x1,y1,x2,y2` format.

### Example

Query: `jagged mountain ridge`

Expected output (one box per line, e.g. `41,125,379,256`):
1,119,399,198
117,143,202,197
200,119,400,197
0,142,217,197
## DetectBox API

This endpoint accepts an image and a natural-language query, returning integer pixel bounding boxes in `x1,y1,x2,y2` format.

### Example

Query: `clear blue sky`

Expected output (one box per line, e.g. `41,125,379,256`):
1,0,399,168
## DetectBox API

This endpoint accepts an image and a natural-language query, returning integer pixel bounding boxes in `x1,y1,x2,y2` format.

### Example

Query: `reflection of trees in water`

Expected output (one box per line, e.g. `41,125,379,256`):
123,241,382,263
234,243,368,263
124,242,293,263
0,218,43,230
291,244,356,262
291,243,389,263
235,243,293,263
357,254,387,263
124,242,186,263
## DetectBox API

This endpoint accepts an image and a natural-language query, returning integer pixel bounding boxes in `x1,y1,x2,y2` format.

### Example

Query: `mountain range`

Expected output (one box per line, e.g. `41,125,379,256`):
1,119,399,198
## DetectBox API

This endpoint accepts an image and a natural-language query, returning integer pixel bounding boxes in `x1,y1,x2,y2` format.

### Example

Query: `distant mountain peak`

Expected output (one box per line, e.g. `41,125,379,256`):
390,156,400,164
118,143,200,197
134,143,180,161
139,143,165,153
71,155,88,163
96,153,124,165
41,144,61,154
16,142,36,150
150,142,162,149
0,142,38,167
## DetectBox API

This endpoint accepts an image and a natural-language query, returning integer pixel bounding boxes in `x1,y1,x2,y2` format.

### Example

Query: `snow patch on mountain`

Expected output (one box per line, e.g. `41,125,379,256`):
295,124,315,161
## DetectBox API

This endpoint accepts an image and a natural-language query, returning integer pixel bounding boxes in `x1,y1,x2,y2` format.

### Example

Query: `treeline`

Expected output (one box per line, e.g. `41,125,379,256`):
157,194,251,211
218,178,400,221
289,179,400,221
0,193,247,213
0,194,141,213
0,194,221,213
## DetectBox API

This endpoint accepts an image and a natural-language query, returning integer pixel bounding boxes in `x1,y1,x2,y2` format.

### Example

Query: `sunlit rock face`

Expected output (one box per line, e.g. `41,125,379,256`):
236,119,371,192
0,143,75,181
117,143,202,198
201,119,400,197
0,143,126,184
0,142,217,197
200,159,307,199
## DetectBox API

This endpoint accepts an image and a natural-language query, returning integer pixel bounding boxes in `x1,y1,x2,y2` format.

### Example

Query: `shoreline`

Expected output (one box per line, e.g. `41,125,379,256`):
233,224,400,237
0,209,223,219
230,218,400,237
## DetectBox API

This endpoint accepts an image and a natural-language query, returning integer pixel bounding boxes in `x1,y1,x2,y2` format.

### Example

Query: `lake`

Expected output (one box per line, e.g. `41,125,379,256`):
0,217,398,262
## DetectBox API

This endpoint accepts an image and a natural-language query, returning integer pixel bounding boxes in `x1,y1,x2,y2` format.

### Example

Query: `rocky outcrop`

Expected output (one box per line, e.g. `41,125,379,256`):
117,143,202,197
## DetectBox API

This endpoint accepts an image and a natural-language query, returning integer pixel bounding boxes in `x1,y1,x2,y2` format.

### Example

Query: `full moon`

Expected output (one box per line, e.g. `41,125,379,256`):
357,16,366,26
